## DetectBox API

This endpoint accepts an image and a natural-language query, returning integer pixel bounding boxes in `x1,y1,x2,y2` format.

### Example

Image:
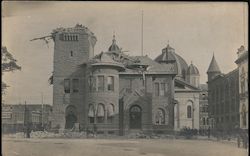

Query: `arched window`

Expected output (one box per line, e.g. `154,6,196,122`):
187,105,192,118
107,104,114,123
97,104,105,123
202,94,206,100
155,108,165,125
88,104,95,123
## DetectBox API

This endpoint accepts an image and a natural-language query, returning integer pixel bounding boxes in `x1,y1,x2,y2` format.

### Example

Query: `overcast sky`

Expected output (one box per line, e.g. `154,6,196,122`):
2,1,248,105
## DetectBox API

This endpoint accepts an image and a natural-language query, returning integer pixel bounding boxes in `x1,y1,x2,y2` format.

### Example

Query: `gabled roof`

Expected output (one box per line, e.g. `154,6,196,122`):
207,54,221,73
175,78,201,92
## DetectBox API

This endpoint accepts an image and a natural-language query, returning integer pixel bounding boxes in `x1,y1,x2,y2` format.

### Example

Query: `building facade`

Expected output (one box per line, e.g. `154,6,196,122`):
199,84,211,134
207,55,240,135
2,104,52,133
51,24,202,135
235,45,248,131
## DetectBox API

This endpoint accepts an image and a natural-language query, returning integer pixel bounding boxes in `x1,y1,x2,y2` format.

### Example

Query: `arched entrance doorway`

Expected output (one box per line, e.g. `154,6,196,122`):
65,105,77,129
129,105,142,129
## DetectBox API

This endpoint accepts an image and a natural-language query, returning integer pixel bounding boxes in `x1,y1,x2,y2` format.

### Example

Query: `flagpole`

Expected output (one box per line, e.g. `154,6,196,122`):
141,10,144,56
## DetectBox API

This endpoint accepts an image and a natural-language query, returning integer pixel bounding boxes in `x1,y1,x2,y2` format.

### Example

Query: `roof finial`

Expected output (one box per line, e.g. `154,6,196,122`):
112,31,116,44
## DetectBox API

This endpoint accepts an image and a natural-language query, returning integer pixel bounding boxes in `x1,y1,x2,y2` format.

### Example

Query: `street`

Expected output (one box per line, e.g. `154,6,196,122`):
2,138,248,156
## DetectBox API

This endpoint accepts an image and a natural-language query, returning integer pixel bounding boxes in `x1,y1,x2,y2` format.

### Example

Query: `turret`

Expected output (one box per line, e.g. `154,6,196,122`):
186,61,200,88
207,54,221,81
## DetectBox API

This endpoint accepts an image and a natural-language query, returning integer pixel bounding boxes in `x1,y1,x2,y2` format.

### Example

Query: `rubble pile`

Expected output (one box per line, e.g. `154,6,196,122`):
4,132,25,138
30,131,63,138
62,131,87,138
126,132,148,139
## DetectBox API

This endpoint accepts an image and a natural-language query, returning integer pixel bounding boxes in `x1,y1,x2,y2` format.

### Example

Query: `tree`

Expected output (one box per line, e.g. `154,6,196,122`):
2,46,21,94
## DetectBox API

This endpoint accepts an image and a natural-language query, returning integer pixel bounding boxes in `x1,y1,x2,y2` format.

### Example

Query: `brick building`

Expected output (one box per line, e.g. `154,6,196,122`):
2,104,52,133
235,46,248,131
207,55,240,135
51,24,202,135
199,84,211,134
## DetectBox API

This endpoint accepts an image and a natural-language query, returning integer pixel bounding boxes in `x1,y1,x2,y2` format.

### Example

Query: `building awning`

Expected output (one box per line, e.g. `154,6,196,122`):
88,105,95,117
97,104,105,117
107,104,114,117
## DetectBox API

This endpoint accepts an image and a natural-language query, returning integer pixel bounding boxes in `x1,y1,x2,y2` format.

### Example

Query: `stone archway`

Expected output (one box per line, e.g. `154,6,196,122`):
129,105,142,129
65,105,77,129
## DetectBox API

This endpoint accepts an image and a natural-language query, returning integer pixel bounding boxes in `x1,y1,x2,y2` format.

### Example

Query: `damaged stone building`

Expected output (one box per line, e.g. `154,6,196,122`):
50,24,202,135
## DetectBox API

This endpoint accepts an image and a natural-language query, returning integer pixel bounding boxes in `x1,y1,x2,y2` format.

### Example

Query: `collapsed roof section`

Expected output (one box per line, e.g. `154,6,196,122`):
87,50,177,75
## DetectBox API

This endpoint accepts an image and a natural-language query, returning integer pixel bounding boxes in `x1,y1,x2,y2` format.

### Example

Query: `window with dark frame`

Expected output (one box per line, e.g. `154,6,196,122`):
97,104,105,123
97,76,104,92
88,104,95,124
72,79,79,93
155,83,159,96
107,76,114,91
187,105,192,118
64,79,70,93
160,83,165,96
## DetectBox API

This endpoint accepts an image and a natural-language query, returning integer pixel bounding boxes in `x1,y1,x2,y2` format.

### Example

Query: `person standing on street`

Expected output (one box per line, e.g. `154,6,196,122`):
237,133,241,148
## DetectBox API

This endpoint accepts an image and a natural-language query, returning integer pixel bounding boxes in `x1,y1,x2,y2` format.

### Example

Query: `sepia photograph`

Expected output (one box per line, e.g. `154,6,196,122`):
2,1,249,156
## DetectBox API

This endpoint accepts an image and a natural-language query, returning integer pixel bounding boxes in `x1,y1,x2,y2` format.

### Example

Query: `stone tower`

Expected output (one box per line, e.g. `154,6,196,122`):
186,62,200,88
207,54,221,82
51,24,97,129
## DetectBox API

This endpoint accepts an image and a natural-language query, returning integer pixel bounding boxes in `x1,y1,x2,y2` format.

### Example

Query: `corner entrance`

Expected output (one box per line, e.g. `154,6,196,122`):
129,105,142,129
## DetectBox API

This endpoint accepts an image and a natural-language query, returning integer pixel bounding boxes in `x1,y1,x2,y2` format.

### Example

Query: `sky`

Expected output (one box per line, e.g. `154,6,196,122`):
2,1,248,105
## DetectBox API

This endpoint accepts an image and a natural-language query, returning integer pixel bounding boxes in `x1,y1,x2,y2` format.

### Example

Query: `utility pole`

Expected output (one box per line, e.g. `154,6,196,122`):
41,92,44,130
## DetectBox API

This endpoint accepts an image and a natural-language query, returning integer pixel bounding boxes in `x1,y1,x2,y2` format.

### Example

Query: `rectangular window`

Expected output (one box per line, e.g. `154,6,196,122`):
107,76,114,91
97,117,104,123
73,79,79,93
232,116,236,122
160,83,165,96
107,116,113,123
221,117,224,123
97,76,104,91
64,79,70,93
89,117,94,123
226,116,230,122
88,76,96,92
155,83,159,96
